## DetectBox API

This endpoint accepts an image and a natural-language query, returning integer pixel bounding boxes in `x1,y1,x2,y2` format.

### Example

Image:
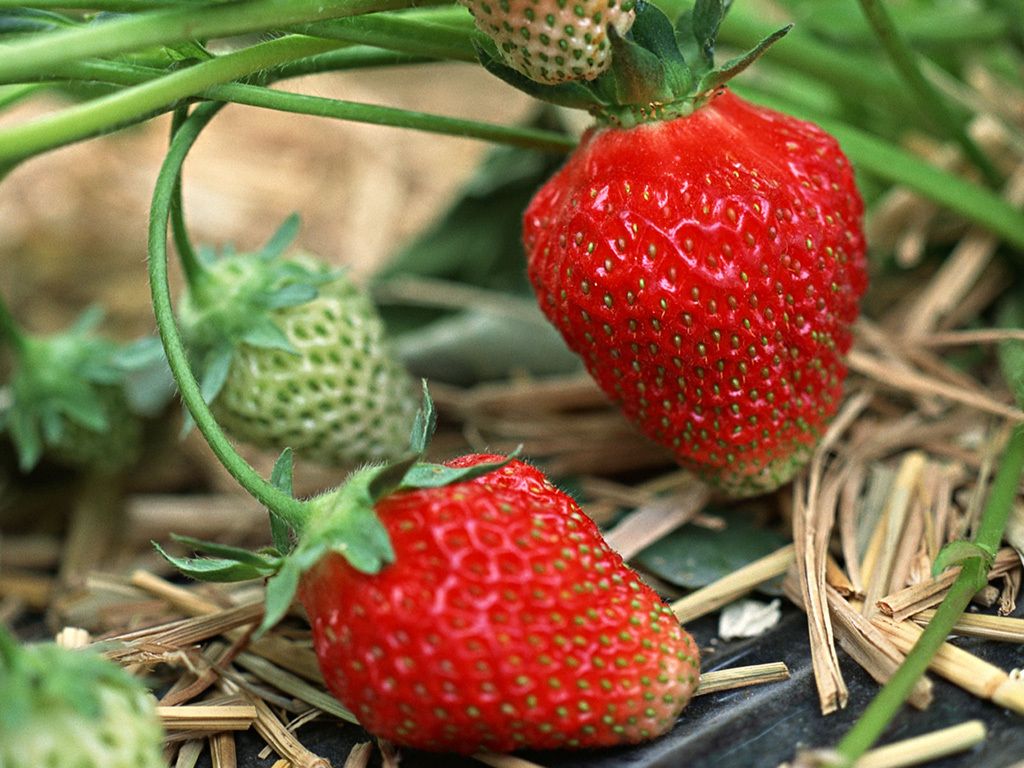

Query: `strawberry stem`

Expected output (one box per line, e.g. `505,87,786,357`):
147,100,311,533
168,106,203,290
833,425,1024,765
0,34,344,166
0,0,423,84
855,0,1004,189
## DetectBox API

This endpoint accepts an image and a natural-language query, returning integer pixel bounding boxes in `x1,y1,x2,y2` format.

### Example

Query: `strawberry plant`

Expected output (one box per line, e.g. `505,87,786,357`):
0,299,170,473
174,214,418,467
0,627,165,768
4,0,1024,765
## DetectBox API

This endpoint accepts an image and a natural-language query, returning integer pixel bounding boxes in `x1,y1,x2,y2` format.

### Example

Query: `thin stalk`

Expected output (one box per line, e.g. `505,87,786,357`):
300,7,477,61
205,80,574,152
147,101,310,532
0,84,44,111
857,0,1003,188
0,292,28,356
0,0,419,83
0,0,199,7
834,426,1024,764
0,34,342,165
168,106,203,287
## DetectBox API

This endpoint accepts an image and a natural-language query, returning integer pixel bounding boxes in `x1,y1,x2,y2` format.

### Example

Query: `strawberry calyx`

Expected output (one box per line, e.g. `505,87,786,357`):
0,305,171,472
157,385,517,635
175,213,339,426
475,0,789,128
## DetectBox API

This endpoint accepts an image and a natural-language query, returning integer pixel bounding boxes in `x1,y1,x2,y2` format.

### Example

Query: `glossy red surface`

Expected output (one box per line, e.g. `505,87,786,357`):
299,455,699,752
525,90,867,493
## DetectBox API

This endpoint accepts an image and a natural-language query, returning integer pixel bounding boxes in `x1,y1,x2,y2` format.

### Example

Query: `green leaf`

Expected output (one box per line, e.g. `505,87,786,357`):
997,293,1024,407
635,510,788,590
258,213,301,261
269,449,296,554
408,380,436,454
8,405,42,472
200,347,233,404
367,453,420,502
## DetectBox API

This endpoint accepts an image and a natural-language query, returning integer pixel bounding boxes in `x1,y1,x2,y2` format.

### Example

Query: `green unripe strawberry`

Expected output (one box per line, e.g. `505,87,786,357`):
461,0,636,84
0,305,170,473
0,630,165,768
176,217,418,466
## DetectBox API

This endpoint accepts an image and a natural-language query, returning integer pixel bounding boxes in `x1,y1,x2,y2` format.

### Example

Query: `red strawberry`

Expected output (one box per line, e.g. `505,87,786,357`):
524,89,866,494
299,454,700,752
475,2,869,494
160,393,700,753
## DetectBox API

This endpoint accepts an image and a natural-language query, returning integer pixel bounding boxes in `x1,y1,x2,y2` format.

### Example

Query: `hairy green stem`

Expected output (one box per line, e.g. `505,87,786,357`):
148,101,310,531
0,0,419,83
301,7,476,61
168,106,203,288
0,291,28,356
0,34,342,164
856,0,1003,188
834,425,1024,764
205,80,574,152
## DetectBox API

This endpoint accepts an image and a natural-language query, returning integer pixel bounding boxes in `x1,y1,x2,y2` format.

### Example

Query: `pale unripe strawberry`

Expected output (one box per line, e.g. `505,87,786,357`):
176,221,418,467
0,634,165,768
461,0,636,84
208,265,418,466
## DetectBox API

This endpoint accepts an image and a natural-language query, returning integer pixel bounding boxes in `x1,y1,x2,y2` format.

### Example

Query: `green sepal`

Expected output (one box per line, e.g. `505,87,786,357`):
153,539,282,582
239,316,297,352
696,25,792,95
269,448,296,553
931,540,996,577
604,24,672,105
408,379,437,455
473,0,790,127
399,452,518,491
257,213,301,261
690,0,725,70
259,557,303,636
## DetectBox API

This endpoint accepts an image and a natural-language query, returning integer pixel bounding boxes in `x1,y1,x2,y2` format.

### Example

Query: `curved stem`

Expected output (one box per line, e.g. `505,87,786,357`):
0,34,343,165
203,80,575,152
148,101,310,532
835,425,1024,764
169,105,203,288
0,0,420,83
0,292,28,356
856,0,1003,188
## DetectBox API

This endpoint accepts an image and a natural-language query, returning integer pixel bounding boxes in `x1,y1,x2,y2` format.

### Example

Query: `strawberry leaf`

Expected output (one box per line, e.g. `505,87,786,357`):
399,450,519,491
690,0,725,70
169,533,283,566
